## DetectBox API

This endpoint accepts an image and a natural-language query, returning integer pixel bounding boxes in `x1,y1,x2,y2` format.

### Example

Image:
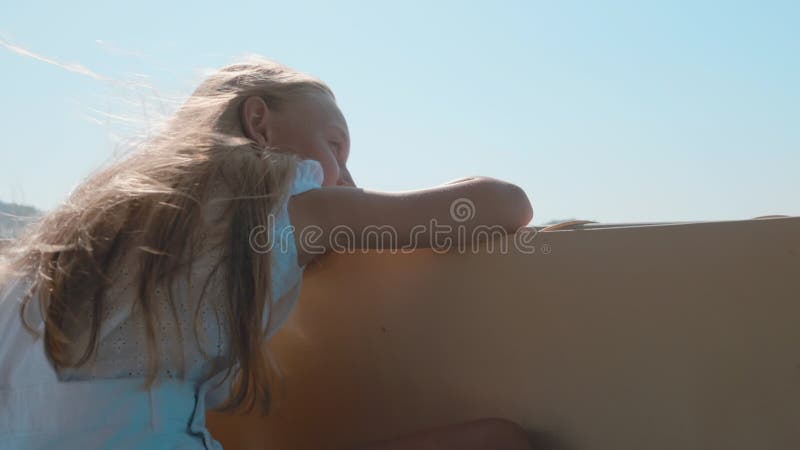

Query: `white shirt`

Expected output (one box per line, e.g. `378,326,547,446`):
0,158,325,449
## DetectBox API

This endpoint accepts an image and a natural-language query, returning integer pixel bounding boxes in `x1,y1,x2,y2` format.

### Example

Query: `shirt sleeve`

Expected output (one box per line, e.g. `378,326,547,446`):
262,158,325,333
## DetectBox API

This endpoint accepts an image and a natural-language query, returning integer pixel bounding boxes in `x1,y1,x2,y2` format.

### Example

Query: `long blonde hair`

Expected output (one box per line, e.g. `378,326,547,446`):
0,55,334,415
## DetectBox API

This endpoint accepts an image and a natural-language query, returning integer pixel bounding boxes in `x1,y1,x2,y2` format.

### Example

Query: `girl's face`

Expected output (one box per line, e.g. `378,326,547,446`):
241,92,354,187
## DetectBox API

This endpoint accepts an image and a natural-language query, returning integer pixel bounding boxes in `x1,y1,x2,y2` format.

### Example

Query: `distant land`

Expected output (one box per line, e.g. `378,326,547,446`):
0,200,42,239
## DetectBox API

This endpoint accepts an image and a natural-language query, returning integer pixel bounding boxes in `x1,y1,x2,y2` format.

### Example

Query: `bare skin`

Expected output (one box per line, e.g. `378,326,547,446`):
241,94,534,450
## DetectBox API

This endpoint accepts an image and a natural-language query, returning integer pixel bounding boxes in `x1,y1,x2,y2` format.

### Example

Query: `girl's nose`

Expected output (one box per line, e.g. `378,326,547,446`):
338,166,356,187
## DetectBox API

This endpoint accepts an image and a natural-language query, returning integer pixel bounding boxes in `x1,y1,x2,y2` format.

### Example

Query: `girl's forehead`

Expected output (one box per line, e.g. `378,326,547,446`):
294,94,348,133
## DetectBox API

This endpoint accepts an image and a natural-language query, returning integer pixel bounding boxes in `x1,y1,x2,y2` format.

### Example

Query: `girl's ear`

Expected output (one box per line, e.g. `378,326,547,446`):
240,96,271,147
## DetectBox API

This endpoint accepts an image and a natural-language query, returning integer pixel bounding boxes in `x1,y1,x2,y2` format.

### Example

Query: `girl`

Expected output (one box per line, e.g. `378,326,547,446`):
0,56,533,450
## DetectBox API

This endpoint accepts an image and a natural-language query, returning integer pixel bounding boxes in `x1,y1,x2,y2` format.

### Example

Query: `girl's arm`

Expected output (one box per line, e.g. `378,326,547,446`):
288,177,532,265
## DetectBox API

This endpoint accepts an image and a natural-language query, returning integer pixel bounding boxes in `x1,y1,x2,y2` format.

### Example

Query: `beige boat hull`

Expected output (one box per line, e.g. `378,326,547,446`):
208,217,800,450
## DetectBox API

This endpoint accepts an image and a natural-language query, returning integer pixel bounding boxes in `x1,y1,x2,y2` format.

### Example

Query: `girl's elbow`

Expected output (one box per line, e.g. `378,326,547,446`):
471,178,533,229
510,184,533,227
492,181,533,230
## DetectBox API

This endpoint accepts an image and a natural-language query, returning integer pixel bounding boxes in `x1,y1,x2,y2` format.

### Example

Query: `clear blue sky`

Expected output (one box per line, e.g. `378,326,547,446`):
1,1,798,225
